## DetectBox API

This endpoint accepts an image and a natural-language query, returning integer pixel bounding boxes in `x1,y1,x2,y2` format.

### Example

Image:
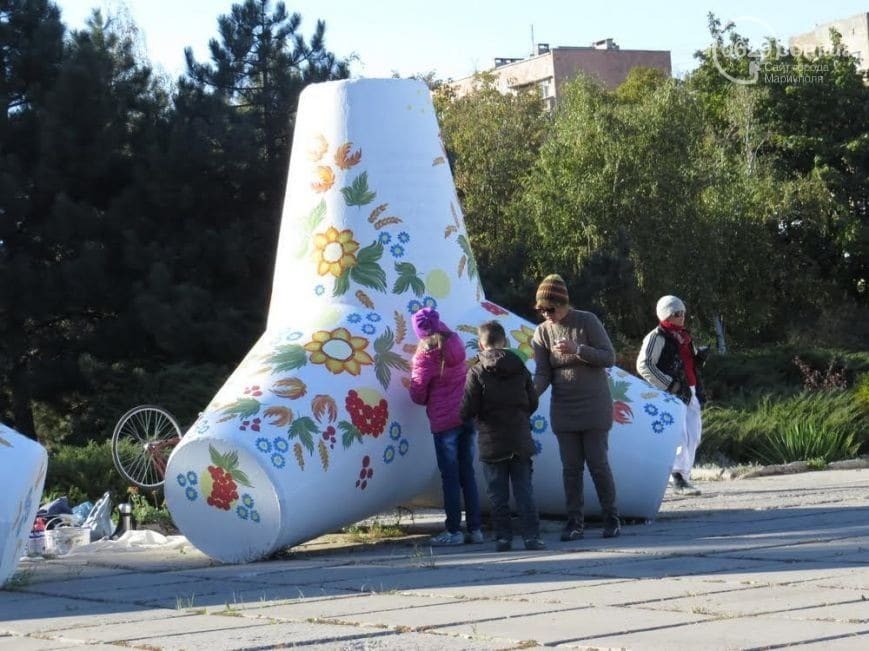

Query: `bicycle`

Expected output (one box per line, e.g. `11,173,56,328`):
111,405,184,490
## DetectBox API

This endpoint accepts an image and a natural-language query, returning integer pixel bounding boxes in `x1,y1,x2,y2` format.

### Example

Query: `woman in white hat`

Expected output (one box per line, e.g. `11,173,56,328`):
636,295,708,495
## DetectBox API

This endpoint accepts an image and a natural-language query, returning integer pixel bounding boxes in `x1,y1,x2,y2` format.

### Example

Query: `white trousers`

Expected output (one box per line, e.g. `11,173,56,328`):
672,386,702,478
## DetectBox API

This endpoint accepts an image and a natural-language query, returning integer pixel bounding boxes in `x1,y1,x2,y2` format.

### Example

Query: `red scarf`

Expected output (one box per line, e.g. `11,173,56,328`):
660,320,696,386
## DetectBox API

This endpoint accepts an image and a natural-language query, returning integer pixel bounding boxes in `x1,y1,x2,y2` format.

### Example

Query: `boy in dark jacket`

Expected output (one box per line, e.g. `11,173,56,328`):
460,321,544,552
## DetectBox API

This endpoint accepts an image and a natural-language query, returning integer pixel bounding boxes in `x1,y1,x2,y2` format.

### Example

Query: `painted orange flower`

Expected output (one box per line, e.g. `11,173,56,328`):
314,227,359,277
510,324,536,361
311,165,335,192
304,328,374,376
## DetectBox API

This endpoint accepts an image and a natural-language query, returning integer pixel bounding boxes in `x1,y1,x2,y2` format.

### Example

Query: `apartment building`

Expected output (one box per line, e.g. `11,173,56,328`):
788,12,869,74
451,39,672,109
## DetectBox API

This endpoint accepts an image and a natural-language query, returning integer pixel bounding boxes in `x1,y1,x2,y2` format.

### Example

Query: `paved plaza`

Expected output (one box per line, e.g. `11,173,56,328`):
2,467,868,650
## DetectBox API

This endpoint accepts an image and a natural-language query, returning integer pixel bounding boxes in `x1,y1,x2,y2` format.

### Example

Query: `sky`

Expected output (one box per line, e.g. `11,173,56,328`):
54,0,868,81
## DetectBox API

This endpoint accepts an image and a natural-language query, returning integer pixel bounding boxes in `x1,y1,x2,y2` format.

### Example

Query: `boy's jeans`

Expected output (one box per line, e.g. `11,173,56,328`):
433,421,481,534
482,456,540,540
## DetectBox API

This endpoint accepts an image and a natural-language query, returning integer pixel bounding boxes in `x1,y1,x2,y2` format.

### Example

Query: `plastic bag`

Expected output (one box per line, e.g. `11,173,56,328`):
82,491,115,541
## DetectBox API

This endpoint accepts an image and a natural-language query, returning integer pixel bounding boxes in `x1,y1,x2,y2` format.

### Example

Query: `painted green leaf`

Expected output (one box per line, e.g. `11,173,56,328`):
333,269,351,296
373,327,395,354
391,261,425,296
264,344,307,373
220,398,261,420
229,468,252,487
289,416,318,454
338,420,363,448
610,379,631,402
457,234,478,279
341,171,376,206
294,200,327,258
350,242,386,291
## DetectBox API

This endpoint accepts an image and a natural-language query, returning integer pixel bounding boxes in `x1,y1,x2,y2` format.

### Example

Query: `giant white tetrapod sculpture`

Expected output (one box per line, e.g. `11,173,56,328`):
0,424,47,586
164,79,682,563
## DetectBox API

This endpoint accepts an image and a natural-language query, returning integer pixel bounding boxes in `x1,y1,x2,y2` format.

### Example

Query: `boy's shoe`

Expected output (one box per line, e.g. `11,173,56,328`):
495,537,512,552
524,537,546,551
560,519,584,541
465,529,485,544
430,530,464,546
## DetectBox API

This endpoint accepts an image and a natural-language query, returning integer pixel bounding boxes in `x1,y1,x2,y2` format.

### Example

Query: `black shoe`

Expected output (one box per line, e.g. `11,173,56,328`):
560,519,584,541
602,516,621,538
524,537,546,550
495,537,512,552
671,472,688,490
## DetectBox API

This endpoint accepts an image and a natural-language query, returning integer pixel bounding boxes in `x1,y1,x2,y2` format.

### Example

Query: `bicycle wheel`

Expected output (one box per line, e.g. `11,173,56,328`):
112,405,183,489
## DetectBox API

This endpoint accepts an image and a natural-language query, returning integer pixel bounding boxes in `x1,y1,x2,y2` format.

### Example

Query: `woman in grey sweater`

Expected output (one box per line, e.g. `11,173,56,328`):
531,274,620,540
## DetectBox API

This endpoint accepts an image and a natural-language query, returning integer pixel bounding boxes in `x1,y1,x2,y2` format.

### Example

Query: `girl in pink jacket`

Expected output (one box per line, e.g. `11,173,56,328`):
409,308,483,546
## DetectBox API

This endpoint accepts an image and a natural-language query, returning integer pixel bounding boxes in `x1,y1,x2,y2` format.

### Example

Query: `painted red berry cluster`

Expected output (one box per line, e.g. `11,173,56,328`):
321,425,337,449
206,465,239,510
355,455,374,490
345,390,388,436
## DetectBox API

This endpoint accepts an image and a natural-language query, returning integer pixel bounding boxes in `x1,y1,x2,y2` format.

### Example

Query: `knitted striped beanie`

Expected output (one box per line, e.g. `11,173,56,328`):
535,274,569,307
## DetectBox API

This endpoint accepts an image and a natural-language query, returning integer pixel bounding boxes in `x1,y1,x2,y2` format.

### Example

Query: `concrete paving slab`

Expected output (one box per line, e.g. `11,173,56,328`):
1,467,868,650
574,613,869,650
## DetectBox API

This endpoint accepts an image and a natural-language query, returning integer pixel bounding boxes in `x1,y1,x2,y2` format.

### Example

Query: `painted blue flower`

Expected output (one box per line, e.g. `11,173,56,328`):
378,232,392,245
397,231,410,244
273,437,289,453
407,299,422,314
347,313,362,324
242,494,254,508
644,403,659,416
383,445,396,464
530,415,547,434
271,453,286,468
652,421,664,434
250,510,261,523
185,487,198,501
399,439,409,456
256,437,272,453
661,412,674,426
186,471,198,485
195,420,210,434
236,506,249,520
390,243,405,258
366,312,382,322
532,438,543,455
176,473,187,487
422,296,437,308
286,331,303,341
389,421,402,440
314,284,325,296
362,323,375,335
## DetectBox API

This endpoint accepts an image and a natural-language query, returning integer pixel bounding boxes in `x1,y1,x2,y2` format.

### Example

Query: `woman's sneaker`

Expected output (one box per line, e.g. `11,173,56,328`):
465,529,485,544
560,519,584,541
671,472,701,496
524,537,546,550
495,537,512,552
430,530,464,546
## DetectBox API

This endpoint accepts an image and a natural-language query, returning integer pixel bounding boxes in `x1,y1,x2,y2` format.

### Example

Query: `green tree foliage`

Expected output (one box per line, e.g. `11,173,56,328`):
0,1,349,442
434,74,548,315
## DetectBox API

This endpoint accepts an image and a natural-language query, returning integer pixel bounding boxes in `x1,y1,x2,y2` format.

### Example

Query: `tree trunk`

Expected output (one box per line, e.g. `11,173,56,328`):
11,361,37,441
713,315,727,354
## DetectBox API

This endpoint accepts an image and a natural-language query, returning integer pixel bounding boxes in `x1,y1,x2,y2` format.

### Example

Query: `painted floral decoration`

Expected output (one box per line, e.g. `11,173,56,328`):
304,328,374,375
314,226,359,277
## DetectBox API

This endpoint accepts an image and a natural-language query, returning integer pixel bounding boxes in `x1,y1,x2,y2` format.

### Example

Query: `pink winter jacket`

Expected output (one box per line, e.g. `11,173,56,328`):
409,332,467,433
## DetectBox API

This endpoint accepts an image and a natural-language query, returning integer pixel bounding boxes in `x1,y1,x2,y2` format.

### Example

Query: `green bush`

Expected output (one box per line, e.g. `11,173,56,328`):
43,440,132,504
751,422,858,466
701,390,867,464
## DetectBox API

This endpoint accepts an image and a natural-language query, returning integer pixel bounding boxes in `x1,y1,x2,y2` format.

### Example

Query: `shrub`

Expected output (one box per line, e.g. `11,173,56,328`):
751,422,858,465
44,440,134,504
700,390,867,464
